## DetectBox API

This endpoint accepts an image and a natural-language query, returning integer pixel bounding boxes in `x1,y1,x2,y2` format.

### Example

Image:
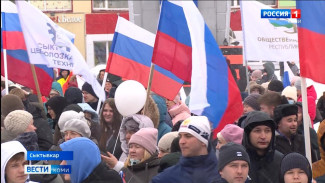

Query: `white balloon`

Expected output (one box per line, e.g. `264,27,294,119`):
115,80,147,116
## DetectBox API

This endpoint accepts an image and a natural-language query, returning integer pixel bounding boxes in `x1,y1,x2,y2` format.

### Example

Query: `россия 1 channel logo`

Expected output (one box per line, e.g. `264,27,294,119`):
261,9,301,19
24,151,73,174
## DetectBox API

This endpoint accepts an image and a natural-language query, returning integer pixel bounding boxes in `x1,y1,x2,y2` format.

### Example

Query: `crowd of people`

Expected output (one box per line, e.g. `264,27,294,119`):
1,64,324,183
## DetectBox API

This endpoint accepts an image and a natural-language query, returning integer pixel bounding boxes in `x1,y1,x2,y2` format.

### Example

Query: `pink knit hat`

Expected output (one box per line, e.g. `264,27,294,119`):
128,128,158,155
220,124,244,145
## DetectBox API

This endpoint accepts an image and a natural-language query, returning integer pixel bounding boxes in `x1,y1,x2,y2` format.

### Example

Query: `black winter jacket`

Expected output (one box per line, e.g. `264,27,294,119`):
243,111,284,183
82,162,122,183
122,153,160,183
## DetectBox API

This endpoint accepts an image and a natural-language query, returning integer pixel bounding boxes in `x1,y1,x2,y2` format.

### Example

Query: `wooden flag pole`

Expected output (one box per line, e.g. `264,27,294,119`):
142,63,155,115
30,64,43,106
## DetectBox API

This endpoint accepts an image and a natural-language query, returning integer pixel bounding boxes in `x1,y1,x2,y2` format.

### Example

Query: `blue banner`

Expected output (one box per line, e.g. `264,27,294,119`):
27,151,73,160
261,9,291,18
25,165,71,174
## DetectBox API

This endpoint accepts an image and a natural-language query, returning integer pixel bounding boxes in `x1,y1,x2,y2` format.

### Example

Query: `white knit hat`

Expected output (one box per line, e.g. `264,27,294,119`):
58,111,87,131
179,116,211,147
282,86,297,102
4,110,33,136
62,119,91,138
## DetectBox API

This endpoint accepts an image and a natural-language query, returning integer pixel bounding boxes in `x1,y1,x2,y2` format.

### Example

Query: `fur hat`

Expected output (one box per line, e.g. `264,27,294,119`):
179,116,211,147
158,132,179,153
273,104,298,125
281,86,297,102
1,94,25,117
268,80,284,93
129,128,158,155
4,110,33,136
243,93,261,111
82,82,98,99
62,119,91,138
280,152,312,183
220,124,244,145
217,142,250,171
249,84,265,95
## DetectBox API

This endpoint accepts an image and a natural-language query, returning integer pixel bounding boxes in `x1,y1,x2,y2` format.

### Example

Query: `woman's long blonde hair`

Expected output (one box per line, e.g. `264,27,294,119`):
124,148,152,168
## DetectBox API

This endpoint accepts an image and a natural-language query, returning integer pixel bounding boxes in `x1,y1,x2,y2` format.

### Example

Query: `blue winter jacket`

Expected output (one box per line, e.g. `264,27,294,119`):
151,94,171,141
151,148,220,183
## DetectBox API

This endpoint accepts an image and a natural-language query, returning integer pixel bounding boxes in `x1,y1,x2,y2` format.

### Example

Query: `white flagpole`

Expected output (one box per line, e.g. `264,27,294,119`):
96,72,108,114
240,0,250,95
1,13,9,95
3,49,9,95
301,77,312,165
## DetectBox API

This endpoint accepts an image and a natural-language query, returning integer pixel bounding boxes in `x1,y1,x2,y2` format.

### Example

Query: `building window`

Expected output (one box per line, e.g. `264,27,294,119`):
29,0,72,12
93,0,128,10
231,0,276,7
86,34,114,68
94,41,112,66
259,0,277,6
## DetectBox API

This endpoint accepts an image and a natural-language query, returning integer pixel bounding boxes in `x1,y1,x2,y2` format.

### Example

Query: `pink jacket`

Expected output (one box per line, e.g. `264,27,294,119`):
298,85,317,125
168,101,191,126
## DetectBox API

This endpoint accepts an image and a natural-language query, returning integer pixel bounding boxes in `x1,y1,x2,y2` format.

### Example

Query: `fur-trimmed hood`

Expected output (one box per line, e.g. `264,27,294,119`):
143,96,160,128
312,120,325,179
119,114,154,161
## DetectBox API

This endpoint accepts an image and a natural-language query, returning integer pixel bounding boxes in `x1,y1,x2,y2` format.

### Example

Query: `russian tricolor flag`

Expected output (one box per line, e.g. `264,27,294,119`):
106,17,183,100
1,1,53,96
297,1,325,84
152,1,192,82
152,1,243,136
283,62,294,88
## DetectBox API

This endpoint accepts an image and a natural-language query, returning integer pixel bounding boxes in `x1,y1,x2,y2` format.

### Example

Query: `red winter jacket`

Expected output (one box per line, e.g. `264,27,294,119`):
298,85,317,126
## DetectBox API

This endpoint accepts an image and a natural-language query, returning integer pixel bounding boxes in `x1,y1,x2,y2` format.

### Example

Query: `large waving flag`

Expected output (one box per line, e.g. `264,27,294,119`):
15,1,105,101
106,17,183,100
153,1,243,135
283,62,294,87
297,1,325,84
241,1,299,63
1,1,53,96
152,1,192,82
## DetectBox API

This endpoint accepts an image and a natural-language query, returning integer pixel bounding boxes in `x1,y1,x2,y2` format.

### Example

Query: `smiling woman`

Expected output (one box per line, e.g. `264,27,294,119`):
99,98,123,159
122,128,160,183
